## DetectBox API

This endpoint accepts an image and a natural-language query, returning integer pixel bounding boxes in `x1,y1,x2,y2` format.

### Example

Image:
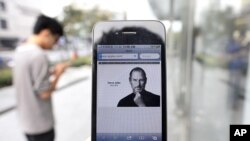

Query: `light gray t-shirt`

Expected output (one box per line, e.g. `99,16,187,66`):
14,44,54,134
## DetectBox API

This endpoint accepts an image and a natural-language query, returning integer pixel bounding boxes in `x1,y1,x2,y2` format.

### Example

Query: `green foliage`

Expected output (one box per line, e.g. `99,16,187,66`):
196,53,227,68
61,5,113,36
70,56,92,67
0,68,12,88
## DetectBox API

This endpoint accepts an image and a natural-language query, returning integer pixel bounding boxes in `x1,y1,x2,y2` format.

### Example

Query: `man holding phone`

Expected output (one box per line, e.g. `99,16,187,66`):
14,15,68,141
117,67,160,107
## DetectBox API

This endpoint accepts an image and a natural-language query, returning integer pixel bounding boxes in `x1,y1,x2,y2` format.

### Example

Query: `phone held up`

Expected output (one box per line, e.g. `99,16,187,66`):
92,21,166,141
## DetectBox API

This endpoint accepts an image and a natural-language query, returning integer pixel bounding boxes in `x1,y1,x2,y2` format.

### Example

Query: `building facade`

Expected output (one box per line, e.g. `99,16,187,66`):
0,0,39,49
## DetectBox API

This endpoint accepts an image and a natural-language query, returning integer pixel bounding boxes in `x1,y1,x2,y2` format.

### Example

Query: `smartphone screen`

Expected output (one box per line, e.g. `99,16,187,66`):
92,22,166,141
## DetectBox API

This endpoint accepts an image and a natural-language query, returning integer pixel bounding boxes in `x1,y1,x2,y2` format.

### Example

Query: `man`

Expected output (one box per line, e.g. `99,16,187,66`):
14,15,68,141
117,67,160,107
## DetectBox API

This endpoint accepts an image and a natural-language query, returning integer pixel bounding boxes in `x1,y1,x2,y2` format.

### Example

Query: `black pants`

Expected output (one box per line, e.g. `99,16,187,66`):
25,129,55,141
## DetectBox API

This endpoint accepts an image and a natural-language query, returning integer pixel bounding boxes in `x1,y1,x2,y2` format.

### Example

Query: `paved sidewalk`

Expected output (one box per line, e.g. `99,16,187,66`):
0,87,15,114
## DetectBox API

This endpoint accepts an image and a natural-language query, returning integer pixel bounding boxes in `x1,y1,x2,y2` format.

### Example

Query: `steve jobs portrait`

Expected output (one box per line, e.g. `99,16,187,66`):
117,67,160,107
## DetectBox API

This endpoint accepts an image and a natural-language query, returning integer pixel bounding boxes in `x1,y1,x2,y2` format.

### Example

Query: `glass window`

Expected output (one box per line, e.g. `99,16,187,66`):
0,1,6,11
0,19,7,29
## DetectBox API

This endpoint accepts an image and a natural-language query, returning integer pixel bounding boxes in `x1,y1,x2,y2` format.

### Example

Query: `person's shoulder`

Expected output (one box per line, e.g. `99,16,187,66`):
15,44,47,64
143,91,160,107
119,93,134,102
30,45,48,61
16,44,45,57
117,93,134,106
145,90,160,99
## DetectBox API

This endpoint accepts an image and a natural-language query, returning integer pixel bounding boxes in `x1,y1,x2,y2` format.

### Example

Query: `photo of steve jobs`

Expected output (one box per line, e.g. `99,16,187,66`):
117,67,160,107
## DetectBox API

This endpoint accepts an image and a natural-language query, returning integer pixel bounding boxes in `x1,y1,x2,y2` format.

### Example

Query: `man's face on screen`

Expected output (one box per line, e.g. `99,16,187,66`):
129,71,147,94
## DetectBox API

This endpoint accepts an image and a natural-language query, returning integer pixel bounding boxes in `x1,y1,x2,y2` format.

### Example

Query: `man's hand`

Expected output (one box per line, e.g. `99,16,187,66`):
54,63,69,77
39,62,69,100
134,92,146,107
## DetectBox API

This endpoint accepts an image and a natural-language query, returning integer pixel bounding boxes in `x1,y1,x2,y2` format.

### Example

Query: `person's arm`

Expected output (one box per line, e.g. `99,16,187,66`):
39,63,68,100
39,73,60,100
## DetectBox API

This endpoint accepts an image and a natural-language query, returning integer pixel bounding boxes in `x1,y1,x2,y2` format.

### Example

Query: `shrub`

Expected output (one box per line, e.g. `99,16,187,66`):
0,68,12,88
70,56,92,67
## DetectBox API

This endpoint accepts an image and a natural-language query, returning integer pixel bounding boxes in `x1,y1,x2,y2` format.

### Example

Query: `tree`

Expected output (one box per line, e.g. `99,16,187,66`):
60,5,113,37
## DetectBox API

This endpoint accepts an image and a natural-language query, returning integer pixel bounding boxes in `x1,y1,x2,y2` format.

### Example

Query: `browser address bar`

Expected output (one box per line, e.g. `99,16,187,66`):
100,53,138,59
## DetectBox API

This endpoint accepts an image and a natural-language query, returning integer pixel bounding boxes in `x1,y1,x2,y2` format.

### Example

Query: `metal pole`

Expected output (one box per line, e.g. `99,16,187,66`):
179,0,196,140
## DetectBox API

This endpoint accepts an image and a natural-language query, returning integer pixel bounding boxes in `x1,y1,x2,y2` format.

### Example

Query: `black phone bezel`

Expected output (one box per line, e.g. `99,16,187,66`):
91,22,167,141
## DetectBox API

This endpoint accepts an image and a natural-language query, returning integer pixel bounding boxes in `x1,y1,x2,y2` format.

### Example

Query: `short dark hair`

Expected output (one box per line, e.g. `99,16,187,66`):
129,67,147,80
33,14,63,36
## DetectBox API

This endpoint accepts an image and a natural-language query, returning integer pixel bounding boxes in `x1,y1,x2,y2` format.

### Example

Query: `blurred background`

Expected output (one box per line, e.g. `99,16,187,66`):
1,0,250,141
